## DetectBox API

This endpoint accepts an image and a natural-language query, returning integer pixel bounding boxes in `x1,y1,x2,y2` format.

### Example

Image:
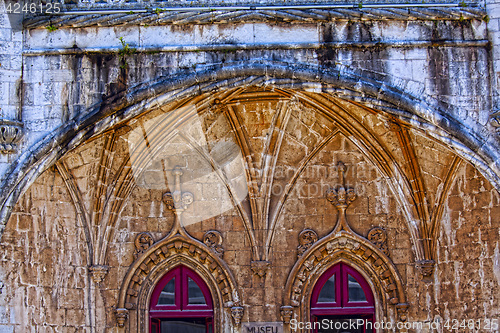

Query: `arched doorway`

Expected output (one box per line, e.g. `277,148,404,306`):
150,265,214,333
311,263,375,333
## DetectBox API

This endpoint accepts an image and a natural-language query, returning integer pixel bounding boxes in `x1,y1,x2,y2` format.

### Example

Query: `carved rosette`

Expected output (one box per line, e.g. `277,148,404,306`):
367,227,389,257
297,229,318,257
250,260,270,278
203,230,224,258
280,305,293,324
0,119,23,154
134,232,154,259
89,265,109,284
115,308,128,328
415,259,435,277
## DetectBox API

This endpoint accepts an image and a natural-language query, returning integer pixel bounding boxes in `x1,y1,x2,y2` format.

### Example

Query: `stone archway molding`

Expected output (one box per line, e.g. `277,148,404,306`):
2,60,499,238
116,233,242,328
281,231,408,322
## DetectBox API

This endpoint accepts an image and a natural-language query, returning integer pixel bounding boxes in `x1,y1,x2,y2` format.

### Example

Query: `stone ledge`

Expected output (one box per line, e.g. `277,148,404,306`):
23,6,487,30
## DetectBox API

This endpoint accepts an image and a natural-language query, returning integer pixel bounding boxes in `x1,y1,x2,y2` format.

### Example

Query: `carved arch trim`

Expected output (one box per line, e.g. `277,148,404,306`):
282,231,407,323
117,234,241,331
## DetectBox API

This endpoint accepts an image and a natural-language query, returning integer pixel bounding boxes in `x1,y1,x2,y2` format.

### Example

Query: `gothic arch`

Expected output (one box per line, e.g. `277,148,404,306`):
2,60,499,239
281,231,408,326
116,234,241,331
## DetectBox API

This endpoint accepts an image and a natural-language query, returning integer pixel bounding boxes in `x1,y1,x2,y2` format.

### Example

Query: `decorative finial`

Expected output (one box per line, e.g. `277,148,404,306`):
326,162,356,233
162,166,194,236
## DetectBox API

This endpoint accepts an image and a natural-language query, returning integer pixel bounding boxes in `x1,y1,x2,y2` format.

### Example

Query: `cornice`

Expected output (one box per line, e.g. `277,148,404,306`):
23,6,486,29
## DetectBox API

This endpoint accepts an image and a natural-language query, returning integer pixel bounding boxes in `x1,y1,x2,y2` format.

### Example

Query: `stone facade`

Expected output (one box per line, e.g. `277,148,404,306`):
0,0,500,332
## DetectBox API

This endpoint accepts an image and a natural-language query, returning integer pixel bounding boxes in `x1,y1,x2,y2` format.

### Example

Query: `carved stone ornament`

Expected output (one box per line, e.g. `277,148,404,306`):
162,191,194,211
134,232,154,259
326,186,356,208
326,162,356,209
280,305,293,324
250,260,271,278
490,110,500,133
297,229,318,257
0,119,23,154
89,265,109,284
367,227,389,257
396,303,410,322
115,308,128,328
162,166,194,212
231,306,244,325
203,230,224,257
415,259,435,277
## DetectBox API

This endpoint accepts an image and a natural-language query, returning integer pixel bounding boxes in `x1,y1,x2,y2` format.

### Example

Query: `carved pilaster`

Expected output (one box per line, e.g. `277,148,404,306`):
416,259,435,277
251,260,270,278
115,308,128,327
134,232,154,259
89,265,109,284
231,306,244,325
297,229,318,257
280,305,293,324
0,119,23,153
203,230,224,258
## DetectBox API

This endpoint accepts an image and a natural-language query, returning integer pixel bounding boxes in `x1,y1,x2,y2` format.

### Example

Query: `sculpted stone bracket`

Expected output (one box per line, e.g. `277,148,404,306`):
280,305,293,324
415,259,436,278
231,306,244,326
251,260,271,279
89,265,109,284
0,119,23,154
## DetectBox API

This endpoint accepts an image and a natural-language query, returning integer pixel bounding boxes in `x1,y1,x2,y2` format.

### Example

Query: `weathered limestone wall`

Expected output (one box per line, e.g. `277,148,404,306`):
0,1,500,332
0,169,89,332
0,90,497,331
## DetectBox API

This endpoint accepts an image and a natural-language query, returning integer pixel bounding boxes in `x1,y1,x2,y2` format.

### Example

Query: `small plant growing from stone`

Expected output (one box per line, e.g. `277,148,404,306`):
46,25,58,32
118,37,137,69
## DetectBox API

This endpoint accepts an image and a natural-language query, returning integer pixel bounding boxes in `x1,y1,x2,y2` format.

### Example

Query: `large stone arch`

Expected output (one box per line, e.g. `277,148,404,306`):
2,60,499,238
116,234,241,332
